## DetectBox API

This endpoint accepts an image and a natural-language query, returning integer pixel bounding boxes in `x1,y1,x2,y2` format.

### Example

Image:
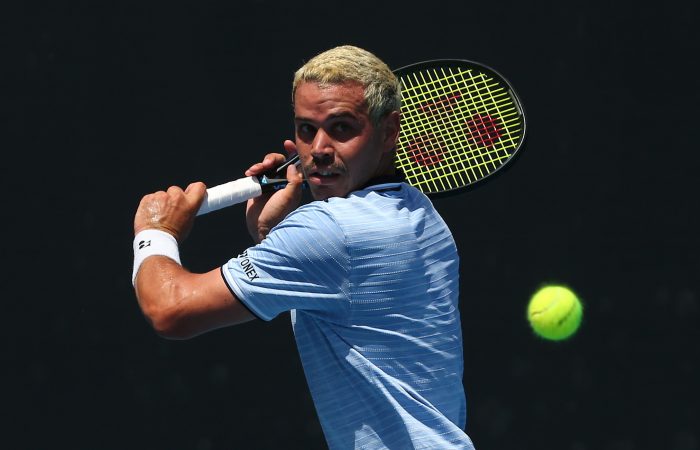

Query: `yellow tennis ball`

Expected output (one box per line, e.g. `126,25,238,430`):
527,285,583,341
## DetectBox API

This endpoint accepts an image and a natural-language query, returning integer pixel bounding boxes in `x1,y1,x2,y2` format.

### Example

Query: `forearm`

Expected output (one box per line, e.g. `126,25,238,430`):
134,256,196,338
134,256,255,339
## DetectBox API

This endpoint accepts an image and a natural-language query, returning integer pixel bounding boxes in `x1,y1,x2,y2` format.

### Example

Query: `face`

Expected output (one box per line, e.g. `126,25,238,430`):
293,81,398,200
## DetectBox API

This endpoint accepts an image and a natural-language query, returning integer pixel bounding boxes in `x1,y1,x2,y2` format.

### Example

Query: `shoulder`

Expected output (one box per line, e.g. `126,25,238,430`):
265,200,348,249
279,200,341,229
345,182,436,216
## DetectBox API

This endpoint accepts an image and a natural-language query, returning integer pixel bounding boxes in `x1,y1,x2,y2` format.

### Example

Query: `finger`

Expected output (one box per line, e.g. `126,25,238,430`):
184,181,206,195
286,162,303,185
278,162,303,206
185,182,207,209
167,185,184,197
245,153,286,177
283,139,297,157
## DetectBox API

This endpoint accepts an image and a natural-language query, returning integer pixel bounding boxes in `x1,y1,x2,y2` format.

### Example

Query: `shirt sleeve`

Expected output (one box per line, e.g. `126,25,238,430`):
221,202,350,322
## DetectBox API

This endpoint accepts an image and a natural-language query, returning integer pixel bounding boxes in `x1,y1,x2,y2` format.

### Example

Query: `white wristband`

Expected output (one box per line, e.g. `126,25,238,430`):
132,229,182,286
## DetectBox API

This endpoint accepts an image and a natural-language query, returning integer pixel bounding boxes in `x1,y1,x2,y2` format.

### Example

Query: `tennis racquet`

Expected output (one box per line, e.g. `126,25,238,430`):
196,59,526,215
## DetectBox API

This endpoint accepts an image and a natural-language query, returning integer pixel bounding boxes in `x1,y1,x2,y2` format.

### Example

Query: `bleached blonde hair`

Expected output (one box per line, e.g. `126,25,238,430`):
292,45,401,126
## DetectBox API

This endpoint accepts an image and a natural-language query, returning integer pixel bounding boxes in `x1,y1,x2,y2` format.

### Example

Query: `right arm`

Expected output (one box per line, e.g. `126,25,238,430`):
132,183,256,339
134,259,254,339
132,142,302,338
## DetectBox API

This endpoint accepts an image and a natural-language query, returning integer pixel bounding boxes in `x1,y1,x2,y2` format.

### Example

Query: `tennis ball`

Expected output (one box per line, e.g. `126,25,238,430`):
527,285,583,341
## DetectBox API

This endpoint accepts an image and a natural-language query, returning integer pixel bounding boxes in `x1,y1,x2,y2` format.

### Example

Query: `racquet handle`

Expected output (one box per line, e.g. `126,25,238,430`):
196,176,264,216
197,154,300,216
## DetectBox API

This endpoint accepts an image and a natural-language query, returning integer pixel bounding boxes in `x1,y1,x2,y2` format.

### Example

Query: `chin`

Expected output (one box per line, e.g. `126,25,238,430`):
310,185,348,201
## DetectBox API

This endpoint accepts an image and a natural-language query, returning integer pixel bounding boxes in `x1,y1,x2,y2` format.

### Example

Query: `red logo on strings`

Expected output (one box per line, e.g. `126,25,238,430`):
408,134,443,166
466,114,501,147
419,93,461,116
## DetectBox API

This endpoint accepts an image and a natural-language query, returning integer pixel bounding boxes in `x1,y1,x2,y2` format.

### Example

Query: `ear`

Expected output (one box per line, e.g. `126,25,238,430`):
380,111,401,153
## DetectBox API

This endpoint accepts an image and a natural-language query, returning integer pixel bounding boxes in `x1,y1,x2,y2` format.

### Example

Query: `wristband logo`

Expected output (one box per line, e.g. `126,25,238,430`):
138,240,151,249
237,250,260,282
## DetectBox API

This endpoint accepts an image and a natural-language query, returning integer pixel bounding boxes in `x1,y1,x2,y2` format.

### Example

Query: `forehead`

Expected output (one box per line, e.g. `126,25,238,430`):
294,81,368,117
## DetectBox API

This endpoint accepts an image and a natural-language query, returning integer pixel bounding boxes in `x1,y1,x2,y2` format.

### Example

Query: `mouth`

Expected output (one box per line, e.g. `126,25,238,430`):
307,169,342,186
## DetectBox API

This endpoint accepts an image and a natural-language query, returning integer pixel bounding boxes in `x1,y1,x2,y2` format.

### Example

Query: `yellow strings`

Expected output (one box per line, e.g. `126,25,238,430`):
397,65,523,193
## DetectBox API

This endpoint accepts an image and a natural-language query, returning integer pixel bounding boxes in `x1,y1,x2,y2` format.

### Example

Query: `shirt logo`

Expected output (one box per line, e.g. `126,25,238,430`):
237,250,260,282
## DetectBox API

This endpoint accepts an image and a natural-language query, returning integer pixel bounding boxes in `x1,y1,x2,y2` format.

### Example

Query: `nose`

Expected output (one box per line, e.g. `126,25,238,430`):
311,128,334,166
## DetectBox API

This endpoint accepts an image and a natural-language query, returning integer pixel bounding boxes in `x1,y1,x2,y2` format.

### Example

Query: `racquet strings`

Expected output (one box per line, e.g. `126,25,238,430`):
396,64,524,194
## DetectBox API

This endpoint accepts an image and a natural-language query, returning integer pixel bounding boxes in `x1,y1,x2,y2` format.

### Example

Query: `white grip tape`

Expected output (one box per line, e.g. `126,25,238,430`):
197,176,263,216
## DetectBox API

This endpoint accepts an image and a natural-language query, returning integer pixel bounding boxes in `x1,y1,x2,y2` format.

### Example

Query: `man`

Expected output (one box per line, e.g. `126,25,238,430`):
132,45,475,449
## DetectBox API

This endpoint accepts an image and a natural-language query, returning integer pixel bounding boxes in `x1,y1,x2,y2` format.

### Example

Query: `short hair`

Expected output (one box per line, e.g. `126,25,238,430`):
292,45,401,125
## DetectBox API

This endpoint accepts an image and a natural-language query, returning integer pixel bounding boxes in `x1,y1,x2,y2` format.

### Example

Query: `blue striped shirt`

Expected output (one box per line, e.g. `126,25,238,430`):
222,182,474,449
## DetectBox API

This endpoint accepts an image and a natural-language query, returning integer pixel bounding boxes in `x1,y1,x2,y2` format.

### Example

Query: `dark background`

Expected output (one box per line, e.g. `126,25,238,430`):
3,1,699,449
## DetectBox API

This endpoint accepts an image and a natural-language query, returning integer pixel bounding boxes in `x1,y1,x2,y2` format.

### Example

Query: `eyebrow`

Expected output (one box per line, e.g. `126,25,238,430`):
294,111,360,123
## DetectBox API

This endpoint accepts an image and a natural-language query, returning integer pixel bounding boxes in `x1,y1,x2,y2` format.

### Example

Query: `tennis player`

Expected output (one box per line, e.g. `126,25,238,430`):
132,45,476,449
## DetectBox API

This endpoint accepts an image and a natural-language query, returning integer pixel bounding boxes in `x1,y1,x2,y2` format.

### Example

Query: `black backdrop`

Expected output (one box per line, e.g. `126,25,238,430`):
4,1,699,449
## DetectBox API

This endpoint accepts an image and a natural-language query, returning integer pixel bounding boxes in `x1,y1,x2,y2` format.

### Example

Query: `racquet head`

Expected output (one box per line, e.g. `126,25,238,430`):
394,59,526,196
198,59,526,215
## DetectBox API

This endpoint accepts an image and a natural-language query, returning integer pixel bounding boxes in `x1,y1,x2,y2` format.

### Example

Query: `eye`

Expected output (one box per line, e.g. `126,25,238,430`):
330,121,356,140
296,123,316,141
334,122,353,132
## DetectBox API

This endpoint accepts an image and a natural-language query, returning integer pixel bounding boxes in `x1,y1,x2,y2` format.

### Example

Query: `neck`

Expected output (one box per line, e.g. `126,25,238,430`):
359,167,405,190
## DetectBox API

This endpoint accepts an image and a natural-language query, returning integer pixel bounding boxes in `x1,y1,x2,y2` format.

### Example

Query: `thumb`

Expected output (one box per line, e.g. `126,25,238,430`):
185,181,207,210
286,162,304,185
283,139,297,156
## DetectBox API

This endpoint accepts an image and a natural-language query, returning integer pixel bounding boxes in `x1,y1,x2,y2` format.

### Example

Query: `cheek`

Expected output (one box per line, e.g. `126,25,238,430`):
294,141,313,161
347,138,379,167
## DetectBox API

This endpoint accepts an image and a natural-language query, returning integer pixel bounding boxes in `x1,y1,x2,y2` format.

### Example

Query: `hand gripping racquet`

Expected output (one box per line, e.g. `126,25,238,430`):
196,59,526,215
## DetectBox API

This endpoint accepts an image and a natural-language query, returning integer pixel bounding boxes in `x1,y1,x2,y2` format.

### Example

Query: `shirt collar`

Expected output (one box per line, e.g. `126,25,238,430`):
354,169,407,194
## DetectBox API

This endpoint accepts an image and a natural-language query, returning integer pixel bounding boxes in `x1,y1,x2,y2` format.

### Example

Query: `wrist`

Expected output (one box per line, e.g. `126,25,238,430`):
132,229,181,286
